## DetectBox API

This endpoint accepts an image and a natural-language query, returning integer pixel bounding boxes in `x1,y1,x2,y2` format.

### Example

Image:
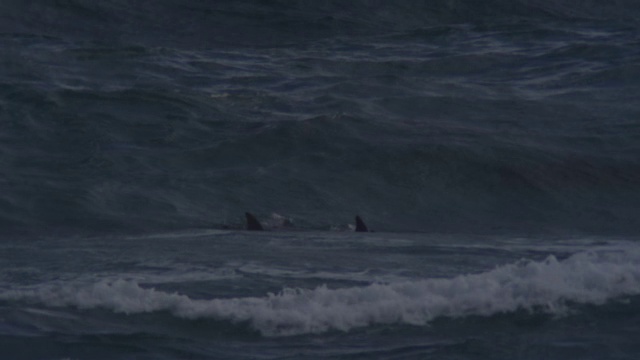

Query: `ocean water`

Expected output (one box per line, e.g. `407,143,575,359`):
1,0,640,358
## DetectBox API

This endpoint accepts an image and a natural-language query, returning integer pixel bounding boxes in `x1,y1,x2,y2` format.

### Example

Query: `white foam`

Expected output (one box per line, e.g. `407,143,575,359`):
3,246,640,336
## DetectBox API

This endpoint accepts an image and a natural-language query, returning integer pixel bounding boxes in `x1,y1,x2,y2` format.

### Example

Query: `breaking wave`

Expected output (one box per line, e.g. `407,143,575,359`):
3,246,640,336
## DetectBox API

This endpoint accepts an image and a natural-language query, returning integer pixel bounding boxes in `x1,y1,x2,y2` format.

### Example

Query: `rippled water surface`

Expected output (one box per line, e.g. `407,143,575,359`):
1,1,640,358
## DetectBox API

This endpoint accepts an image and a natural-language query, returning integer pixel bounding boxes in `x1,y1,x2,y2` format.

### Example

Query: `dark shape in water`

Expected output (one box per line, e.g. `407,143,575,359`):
355,215,368,232
245,212,264,231
244,212,369,232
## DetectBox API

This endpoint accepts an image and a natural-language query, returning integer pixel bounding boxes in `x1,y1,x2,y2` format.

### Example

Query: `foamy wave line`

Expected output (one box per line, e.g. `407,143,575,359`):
2,248,640,336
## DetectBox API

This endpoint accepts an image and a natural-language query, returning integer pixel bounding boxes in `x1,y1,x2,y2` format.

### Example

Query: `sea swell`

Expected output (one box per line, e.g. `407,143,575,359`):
1,0,639,236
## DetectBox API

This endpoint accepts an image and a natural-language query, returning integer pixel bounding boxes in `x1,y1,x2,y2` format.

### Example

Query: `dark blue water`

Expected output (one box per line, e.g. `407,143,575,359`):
1,1,640,359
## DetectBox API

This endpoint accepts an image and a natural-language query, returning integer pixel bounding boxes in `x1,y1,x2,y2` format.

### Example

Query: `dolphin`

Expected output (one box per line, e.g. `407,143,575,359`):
244,212,369,232
355,215,369,232
245,212,264,231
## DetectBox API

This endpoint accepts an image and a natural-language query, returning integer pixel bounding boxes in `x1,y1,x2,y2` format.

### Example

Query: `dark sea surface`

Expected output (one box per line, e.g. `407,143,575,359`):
1,1,640,359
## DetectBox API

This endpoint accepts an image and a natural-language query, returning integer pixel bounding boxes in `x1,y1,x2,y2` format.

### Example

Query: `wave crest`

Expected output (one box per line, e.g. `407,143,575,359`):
3,247,640,336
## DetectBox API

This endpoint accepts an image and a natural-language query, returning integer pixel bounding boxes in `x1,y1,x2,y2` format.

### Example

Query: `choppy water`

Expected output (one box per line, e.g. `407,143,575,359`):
1,0,640,359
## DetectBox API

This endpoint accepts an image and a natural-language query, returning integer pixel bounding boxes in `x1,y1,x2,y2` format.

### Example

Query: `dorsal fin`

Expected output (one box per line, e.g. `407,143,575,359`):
355,215,368,232
245,212,264,231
